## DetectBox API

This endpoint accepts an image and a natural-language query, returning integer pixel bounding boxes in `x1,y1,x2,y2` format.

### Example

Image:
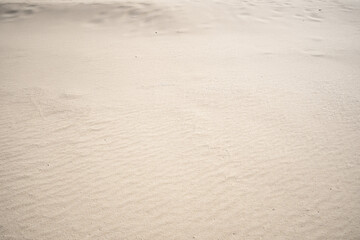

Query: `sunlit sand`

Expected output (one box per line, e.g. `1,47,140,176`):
0,0,360,239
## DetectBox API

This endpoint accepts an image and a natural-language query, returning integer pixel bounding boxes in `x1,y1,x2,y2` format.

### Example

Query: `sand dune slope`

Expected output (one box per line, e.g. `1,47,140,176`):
1,0,360,239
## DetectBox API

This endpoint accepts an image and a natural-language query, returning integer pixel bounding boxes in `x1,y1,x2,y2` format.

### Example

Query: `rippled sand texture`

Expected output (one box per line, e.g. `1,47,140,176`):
1,0,360,239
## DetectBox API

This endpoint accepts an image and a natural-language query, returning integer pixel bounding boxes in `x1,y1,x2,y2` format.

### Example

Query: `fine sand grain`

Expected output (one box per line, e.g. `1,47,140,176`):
0,0,360,239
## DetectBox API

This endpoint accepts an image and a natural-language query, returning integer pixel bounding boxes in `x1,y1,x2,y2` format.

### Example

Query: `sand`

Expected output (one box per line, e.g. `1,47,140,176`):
0,0,360,239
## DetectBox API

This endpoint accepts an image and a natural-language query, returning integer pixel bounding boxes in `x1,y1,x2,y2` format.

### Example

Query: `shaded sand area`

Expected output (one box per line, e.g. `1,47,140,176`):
1,0,360,239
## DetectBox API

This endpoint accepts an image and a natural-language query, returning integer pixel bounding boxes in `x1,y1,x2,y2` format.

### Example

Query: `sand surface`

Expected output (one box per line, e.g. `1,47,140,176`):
1,0,360,239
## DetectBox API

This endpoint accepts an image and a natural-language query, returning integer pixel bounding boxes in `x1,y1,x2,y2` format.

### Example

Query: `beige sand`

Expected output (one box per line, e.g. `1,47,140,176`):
0,0,360,239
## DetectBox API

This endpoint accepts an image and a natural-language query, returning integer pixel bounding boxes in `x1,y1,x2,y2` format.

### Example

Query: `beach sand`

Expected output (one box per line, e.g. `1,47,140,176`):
0,0,360,239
